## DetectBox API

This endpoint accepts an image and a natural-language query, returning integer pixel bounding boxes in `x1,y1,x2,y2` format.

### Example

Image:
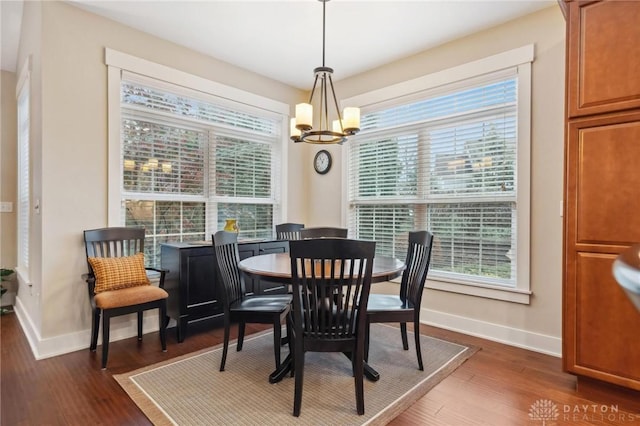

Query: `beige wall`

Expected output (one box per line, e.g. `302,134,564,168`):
12,1,565,356
17,1,306,343
1,71,17,270
331,6,566,347
15,0,43,330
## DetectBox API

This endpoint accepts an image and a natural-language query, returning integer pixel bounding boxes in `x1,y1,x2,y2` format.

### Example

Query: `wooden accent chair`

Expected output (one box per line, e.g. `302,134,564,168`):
275,223,305,240
212,231,292,371
288,238,376,416
299,227,348,239
365,230,434,370
83,227,168,369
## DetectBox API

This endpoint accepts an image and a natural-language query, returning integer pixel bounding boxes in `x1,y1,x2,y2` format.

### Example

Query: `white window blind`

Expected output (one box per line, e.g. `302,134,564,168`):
213,132,273,198
17,72,30,271
120,75,282,266
348,71,521,289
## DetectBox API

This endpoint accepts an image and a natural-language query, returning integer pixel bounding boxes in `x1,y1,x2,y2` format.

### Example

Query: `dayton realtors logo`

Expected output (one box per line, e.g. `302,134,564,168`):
529,399,559,424
529,399,638,424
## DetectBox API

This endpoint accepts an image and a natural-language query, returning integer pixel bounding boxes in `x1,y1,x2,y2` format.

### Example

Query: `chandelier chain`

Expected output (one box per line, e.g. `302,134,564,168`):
322,0,326,67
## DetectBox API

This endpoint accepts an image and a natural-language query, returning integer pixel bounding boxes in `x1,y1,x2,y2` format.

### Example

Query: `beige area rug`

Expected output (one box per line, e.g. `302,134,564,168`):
114,324,478,426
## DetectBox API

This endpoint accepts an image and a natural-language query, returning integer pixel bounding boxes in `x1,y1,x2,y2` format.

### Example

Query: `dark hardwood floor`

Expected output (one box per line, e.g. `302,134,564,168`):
1,311,639,425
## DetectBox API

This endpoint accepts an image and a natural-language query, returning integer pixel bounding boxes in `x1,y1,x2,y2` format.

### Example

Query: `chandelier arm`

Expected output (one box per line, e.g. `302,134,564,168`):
323,74,329,132
308,73,320,104
327,73,344,132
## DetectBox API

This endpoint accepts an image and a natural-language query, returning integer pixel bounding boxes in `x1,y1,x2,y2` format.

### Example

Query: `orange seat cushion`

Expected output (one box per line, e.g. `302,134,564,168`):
94,285,168,310
88,252,150,293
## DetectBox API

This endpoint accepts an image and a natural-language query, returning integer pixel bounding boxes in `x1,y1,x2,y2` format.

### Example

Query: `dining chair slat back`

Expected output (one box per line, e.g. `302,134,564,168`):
276,222,305,240
213,230,245,304
212,231,292,372
299,227,348,239
401,231,434,307
288,238,376,416
366,230,434,370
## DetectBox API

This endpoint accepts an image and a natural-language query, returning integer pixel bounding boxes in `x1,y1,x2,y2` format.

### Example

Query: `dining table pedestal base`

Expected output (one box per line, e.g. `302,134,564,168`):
268,353,380,383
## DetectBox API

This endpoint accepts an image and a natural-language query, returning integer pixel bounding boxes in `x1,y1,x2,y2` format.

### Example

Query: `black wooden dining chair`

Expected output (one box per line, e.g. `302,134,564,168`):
275,223,305,240
299,226,348,239
365,230,434,370
288,238,376,416
212,231,292,371
83,227,168,369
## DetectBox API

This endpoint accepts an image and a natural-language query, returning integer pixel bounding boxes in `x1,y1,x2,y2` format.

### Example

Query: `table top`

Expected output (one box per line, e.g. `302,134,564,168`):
238,252,405,283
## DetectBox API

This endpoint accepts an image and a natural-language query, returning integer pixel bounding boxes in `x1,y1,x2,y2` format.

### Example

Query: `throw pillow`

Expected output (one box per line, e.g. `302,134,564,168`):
88,252,150,293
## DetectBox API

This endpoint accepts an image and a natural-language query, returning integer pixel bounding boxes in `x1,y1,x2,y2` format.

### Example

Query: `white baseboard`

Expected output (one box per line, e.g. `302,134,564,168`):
12,297,561,360
13,296,162,360
421,308,562,357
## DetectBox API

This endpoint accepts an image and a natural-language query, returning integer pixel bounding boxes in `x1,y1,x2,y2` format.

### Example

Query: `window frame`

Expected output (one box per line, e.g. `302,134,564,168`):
16,56,31,286
106,49,290,260
342,45,533,304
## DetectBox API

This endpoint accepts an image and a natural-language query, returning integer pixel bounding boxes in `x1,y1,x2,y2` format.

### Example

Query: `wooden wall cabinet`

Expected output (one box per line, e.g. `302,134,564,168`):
161,239,289,342
563,0,640,391
566,0,640,117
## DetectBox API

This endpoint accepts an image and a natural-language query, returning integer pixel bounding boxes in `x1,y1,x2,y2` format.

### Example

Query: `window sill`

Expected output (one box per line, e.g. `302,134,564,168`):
426,278,531,304
15,266,32,288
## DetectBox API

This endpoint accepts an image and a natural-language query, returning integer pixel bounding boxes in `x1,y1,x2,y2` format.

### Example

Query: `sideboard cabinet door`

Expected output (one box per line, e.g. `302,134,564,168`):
256,240,289,294
161,243,221,343
238,243,260,295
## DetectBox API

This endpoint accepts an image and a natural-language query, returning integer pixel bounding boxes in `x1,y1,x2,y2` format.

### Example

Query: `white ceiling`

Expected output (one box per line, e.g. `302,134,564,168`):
2,0,556,90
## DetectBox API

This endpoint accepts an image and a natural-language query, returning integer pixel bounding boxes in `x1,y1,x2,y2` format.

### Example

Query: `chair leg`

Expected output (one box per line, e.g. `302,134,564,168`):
287,314,295,378
137,311,143,340
354,342,365,415
101,312,111,369
220,316,231,372
414,316,424,371
90,308,100,352
400,322,409,350
237,321,246,352
293,349,304,417
272,318,281,369
159,302,167,352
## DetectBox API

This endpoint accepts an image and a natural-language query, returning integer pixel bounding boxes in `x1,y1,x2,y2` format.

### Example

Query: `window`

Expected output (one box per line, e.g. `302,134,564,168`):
16,59,31,279
345,46,532,303
107,51,288,267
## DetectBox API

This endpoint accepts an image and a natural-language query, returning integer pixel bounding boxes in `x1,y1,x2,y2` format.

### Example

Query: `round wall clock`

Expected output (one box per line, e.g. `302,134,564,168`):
314,150,332,175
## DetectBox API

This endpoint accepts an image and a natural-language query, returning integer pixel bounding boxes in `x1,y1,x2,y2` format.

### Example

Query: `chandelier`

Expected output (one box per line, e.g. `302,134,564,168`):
290,0,360,145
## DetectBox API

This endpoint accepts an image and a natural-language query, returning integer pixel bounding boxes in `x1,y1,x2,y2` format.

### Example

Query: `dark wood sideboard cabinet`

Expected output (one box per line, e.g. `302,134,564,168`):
161,239,289,342
563,0,640,391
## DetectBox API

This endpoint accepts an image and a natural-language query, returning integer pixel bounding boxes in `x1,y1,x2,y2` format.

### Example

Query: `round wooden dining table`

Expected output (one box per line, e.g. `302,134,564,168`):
238,252,405,383
238,252,405,284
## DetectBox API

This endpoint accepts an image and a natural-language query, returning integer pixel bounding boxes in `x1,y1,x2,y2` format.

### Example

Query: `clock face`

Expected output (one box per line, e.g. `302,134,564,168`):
314,150,332,174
